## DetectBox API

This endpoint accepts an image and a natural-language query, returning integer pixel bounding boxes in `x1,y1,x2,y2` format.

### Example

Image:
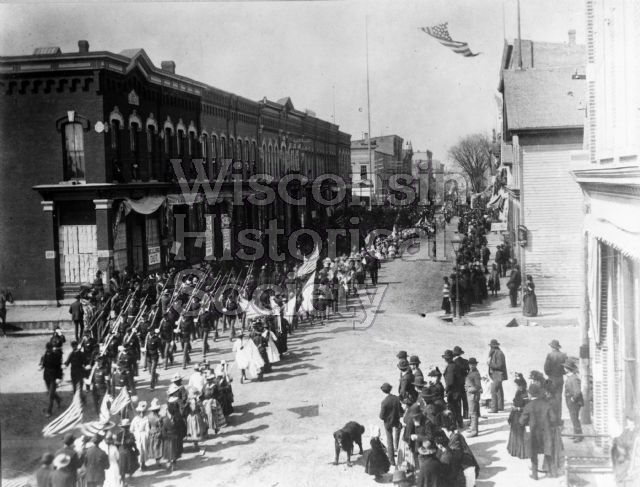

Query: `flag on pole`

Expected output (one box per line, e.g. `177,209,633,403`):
299,271,316,313
295,244,320,278
42,389,83,437
99,392,113,423
238,297,273,320
109,387,131,415
284,295,297,323
420,23,480,57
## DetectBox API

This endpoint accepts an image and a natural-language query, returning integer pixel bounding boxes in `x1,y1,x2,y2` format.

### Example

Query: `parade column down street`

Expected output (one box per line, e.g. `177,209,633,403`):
0,234,577,487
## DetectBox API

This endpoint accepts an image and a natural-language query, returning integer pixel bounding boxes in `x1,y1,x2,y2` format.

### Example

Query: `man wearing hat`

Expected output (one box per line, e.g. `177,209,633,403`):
168,374,188,411
563,359,583,442
442,350,464,428
465,358,483,437
379,382,402,466
453,346,470,420
84,434,109,487
506,261,522,307
50,454,75,487
36,453,54,487
69,294,85,341
398,359,415,404
409,355,424,384
487,339,507,413
544,339,567,421
55,433,81,486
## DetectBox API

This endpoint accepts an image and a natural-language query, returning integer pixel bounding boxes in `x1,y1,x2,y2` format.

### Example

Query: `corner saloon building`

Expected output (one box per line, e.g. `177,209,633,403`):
0,42,351,303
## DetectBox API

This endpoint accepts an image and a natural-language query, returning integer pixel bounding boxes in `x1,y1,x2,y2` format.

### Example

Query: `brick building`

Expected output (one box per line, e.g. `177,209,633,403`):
0,42,351,303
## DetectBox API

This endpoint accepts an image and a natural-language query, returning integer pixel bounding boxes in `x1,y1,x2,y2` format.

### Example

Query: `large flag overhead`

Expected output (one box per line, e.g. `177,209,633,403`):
238,296,273,320
420,23,480,57
42,389,83,437
295,244,320,278
109,387,131,416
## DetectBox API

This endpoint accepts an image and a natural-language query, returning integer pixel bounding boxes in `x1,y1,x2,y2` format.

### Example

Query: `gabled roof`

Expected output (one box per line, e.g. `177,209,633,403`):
276,97,294,110
503,67,586,131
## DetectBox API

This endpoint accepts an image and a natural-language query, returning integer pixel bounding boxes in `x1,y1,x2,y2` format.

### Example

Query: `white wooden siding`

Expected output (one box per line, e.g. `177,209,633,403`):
521,145,584,308
59,225,97,283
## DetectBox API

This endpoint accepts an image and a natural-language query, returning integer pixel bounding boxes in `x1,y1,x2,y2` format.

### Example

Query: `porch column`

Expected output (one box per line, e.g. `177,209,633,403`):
41,201,59,301
94,199,113,286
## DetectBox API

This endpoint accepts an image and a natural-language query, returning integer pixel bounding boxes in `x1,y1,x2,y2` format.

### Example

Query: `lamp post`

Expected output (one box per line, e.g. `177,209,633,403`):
451,237,462,318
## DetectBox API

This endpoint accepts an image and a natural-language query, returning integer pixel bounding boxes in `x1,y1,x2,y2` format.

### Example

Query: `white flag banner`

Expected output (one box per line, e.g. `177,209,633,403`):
295,244,320,278
299,271,316,313
284,295,297,322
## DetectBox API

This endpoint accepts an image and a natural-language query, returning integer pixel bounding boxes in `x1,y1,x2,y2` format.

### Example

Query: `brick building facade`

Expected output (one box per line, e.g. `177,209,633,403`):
0,42,351,302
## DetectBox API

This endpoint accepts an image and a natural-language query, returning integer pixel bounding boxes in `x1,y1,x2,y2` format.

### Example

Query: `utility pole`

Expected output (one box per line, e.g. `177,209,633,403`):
365,15,373,209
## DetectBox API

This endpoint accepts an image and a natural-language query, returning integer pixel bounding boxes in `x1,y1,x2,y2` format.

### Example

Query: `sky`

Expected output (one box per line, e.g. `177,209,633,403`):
0,0,585,161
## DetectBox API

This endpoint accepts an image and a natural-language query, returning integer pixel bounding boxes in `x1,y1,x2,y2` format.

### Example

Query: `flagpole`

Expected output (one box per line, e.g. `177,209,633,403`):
517,0,523,69
365,15,373,210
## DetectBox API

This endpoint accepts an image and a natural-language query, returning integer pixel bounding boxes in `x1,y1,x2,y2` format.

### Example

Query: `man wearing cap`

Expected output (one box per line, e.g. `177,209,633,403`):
563,359,583,442
398,359,415,404
544,339,567,421
145,328,162,390
465,358,483,437
409,355,424,384
442,350,464,428
453,346,470,420
379,382,402,466
55,433,82,486
487,339,507,413
84,434,109,487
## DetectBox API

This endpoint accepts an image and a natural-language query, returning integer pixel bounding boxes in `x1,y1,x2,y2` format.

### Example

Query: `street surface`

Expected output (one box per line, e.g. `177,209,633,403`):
1,232,578,487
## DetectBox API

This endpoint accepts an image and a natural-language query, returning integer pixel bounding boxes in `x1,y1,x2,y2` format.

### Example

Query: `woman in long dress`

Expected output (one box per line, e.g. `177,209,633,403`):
507,373,530,459
184,396,207,453
102,432,122,487
146,400,163,467
488,263,501,297
130,402,150,470
202,372,226,434
365,425,391,480
523,275,538,317
116,419,139,486
161,402,180,471
232,332,264,382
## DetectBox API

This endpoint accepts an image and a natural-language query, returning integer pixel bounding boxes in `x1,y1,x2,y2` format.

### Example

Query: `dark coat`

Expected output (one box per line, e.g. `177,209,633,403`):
49,467,75,487
36,465,52,487
519,397,558,456
416,454,444,487
365,437,390,476
69,300,84,321
379,393,402,430
399,370,415,400
83,444,110,484
544,350,567,378
488,348,507,380
54,446,81,483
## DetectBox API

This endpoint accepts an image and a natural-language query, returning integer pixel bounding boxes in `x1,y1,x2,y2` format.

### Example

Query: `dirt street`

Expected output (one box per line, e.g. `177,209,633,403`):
1,236,578,487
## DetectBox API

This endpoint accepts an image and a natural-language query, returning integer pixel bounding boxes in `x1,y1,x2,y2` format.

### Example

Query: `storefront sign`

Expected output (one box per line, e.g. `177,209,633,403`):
205,215,214,257
148,246,161,265
45,251,55,259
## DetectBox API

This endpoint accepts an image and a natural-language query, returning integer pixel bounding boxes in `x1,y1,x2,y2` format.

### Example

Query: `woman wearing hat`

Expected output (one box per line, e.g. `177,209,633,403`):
202,371,226,434
523,275,538,317
116,419,139,485
364,425,391,480
146,399,163,466
184,395,207,453
130,401,150,471
507,373,530,459
161,400,180,472
232,330,265,383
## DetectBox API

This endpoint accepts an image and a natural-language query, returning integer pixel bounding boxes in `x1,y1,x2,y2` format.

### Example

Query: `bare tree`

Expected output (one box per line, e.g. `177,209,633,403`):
448,133,493,193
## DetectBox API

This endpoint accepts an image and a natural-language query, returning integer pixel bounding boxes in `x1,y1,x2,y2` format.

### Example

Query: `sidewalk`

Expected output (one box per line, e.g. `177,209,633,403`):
4,304,72,333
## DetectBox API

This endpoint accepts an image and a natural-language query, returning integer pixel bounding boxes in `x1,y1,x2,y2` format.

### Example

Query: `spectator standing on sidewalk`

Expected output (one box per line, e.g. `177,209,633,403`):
69,294,85,342
563,359,584,442
544,339,567,421
487,339,507,413
507,261,522,308
380,382,402,466
464,358,482,437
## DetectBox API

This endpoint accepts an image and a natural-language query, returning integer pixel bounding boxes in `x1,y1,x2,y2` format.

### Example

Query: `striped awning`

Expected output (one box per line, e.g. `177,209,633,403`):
584,214,640,261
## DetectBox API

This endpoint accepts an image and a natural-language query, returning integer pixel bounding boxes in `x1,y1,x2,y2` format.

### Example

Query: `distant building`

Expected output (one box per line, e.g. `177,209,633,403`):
350,134,413,205
572,0,640,448
499,32,586,310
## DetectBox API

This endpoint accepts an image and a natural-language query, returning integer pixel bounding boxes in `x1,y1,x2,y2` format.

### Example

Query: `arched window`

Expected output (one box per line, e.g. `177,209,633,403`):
228,137,235,160
146,123,158,180
237,139,243,161
62,122,86,180
130,121,141,180
177,129,186,158
220,137,227,159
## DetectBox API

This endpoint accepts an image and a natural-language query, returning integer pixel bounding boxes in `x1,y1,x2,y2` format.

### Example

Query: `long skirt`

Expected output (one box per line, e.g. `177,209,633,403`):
162,436,179,463
441,297,451,314
507,409,529,459
104,446,122,487
203,398,227,432
365,438,391,476
396,433,415,472
147,431,163,460
133,432,149,466
542,426,564,475
118,446,139,476
186,411,207,441
523,293,538,317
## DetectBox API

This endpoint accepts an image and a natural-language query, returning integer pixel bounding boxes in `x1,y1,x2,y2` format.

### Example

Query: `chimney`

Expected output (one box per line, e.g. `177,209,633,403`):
161,61,176,74
568,29,576,46
78,40,89,54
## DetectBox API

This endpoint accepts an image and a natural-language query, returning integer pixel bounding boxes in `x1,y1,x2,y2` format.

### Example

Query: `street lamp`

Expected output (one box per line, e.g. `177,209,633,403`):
451,237,462,318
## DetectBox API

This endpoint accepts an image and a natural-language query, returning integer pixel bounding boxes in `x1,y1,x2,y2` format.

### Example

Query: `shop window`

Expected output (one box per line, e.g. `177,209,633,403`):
360,165,368,179
62,122,86,181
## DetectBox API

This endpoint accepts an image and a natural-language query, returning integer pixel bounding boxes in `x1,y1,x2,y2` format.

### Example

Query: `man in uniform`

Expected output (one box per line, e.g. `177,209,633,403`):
64,341,86,393
145,328,162,390
159,317,174,370
91,357,111,415
179,312,193,369
544,339,567,421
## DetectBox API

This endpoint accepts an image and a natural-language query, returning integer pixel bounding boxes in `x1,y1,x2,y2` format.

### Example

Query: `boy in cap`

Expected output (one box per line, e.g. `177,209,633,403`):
379,382,402,465
464,358,482,437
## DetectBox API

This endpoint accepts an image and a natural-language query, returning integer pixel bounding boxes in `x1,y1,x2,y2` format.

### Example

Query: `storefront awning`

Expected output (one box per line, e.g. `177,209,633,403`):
585,214,640,261
124,195,165,215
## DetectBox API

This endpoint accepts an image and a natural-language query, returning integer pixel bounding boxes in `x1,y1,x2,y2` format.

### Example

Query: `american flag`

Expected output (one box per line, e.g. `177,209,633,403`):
109,387,131,416
420,23,479,57
42,389,83,438
295,244,320,278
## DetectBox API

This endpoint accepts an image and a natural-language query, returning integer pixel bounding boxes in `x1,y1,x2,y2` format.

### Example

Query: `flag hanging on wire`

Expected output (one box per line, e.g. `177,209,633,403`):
420,23,480,57
295,244,320,278
109,387,131,415
42,389,83,437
